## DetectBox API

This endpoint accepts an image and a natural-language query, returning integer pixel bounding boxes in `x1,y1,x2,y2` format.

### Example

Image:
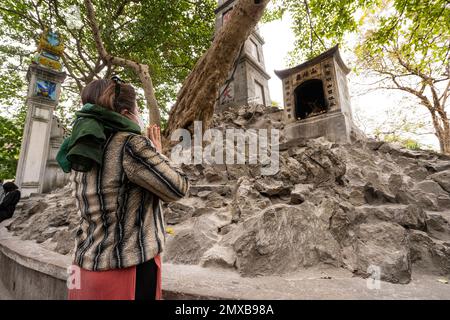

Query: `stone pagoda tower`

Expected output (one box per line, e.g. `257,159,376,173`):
15,29,68,197
214,0,271,111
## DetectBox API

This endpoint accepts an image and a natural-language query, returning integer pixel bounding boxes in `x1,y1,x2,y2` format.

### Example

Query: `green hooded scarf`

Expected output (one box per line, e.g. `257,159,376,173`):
56,103,142,173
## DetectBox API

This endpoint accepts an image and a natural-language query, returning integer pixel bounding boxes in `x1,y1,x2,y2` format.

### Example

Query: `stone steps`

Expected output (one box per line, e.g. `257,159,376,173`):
354,203,427,230
425,210,450,242
352,204,450,242
188,184,234,197
426,210,450,223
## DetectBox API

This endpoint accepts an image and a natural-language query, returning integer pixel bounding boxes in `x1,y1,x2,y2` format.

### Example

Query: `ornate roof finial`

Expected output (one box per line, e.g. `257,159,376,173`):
33,27,65,71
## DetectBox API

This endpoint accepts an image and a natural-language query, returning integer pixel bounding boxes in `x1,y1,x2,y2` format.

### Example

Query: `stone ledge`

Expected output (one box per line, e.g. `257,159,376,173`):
0,226,71,281
0,225,221,300
1,224,450,300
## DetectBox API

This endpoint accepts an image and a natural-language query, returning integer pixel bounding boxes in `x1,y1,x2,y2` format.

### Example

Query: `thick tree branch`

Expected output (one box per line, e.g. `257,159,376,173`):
303,0,326,52
61,55,84,92
440,79,450,107
164,0,270,142
63,51,89,80
84,0,161,125
51,0,106,86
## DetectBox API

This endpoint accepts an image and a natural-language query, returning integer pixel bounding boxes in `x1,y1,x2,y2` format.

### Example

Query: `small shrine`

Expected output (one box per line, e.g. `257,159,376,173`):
275,45,361,144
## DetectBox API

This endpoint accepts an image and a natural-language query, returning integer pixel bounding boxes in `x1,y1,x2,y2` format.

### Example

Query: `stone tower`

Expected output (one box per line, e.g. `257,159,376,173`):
15,29,68,197
214,0,271,111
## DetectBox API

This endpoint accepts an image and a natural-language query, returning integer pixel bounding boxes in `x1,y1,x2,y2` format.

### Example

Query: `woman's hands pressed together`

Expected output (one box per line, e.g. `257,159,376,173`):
147,124,162,153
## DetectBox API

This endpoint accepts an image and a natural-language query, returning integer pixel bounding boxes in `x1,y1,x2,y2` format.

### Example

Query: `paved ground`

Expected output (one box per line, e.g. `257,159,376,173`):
0,278,12,300
1,221,449,300
163,264,450,300
0,262,449,300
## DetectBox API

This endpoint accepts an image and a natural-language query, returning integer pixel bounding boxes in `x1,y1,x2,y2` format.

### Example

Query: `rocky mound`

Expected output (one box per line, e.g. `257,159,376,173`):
5,104,450,284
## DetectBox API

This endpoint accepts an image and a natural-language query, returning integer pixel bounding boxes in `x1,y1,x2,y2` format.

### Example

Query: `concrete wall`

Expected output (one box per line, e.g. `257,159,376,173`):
0,226,216,300
0,251,67,300
0,226,70,300
245,57,271,106
284,111,351,144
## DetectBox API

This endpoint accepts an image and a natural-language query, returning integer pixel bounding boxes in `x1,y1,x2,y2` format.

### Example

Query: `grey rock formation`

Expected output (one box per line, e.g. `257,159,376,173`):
430,170,450,193
290,183,313,204
6,104,450,284
352,222,411,284
227,203,342,276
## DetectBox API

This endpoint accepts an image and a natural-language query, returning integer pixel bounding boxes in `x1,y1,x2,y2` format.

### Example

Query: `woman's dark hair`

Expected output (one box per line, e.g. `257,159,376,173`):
81,79,109,105
97,80,137,114
3,182,18,193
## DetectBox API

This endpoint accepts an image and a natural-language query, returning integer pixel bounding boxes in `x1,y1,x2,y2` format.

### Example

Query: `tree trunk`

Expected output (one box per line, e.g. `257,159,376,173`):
138,64,161,125
441,131,450,154
429,106,450,155
437,108,450,154
164,0,270,141
438,118,450,155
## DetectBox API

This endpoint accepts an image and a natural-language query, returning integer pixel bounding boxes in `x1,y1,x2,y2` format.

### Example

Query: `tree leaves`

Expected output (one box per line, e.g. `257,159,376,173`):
0,0,217,116
0,0,217,177
0,108,25,179
267,0,378,63
270,0,450,152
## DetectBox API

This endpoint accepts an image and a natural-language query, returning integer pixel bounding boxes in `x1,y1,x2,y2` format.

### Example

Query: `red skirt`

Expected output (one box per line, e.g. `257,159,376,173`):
67,255,162,300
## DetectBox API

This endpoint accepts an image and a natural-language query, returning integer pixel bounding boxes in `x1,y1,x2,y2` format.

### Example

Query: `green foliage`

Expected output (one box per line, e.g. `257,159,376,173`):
0,45,29,117
95,0,217,110
0,0,216,119
0,106,26,179
265,0,379,63
268,0,449,151
403,139,422,151
381,134,423,151
356,0,450,80
0,0,217,178
267,0,449,72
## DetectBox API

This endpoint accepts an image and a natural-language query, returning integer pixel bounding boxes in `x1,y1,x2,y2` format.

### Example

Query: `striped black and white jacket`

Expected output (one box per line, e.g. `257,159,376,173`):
70,131,189,271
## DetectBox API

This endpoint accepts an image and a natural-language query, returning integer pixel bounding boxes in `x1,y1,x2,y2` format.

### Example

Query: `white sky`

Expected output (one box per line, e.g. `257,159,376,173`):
259,15,440,150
